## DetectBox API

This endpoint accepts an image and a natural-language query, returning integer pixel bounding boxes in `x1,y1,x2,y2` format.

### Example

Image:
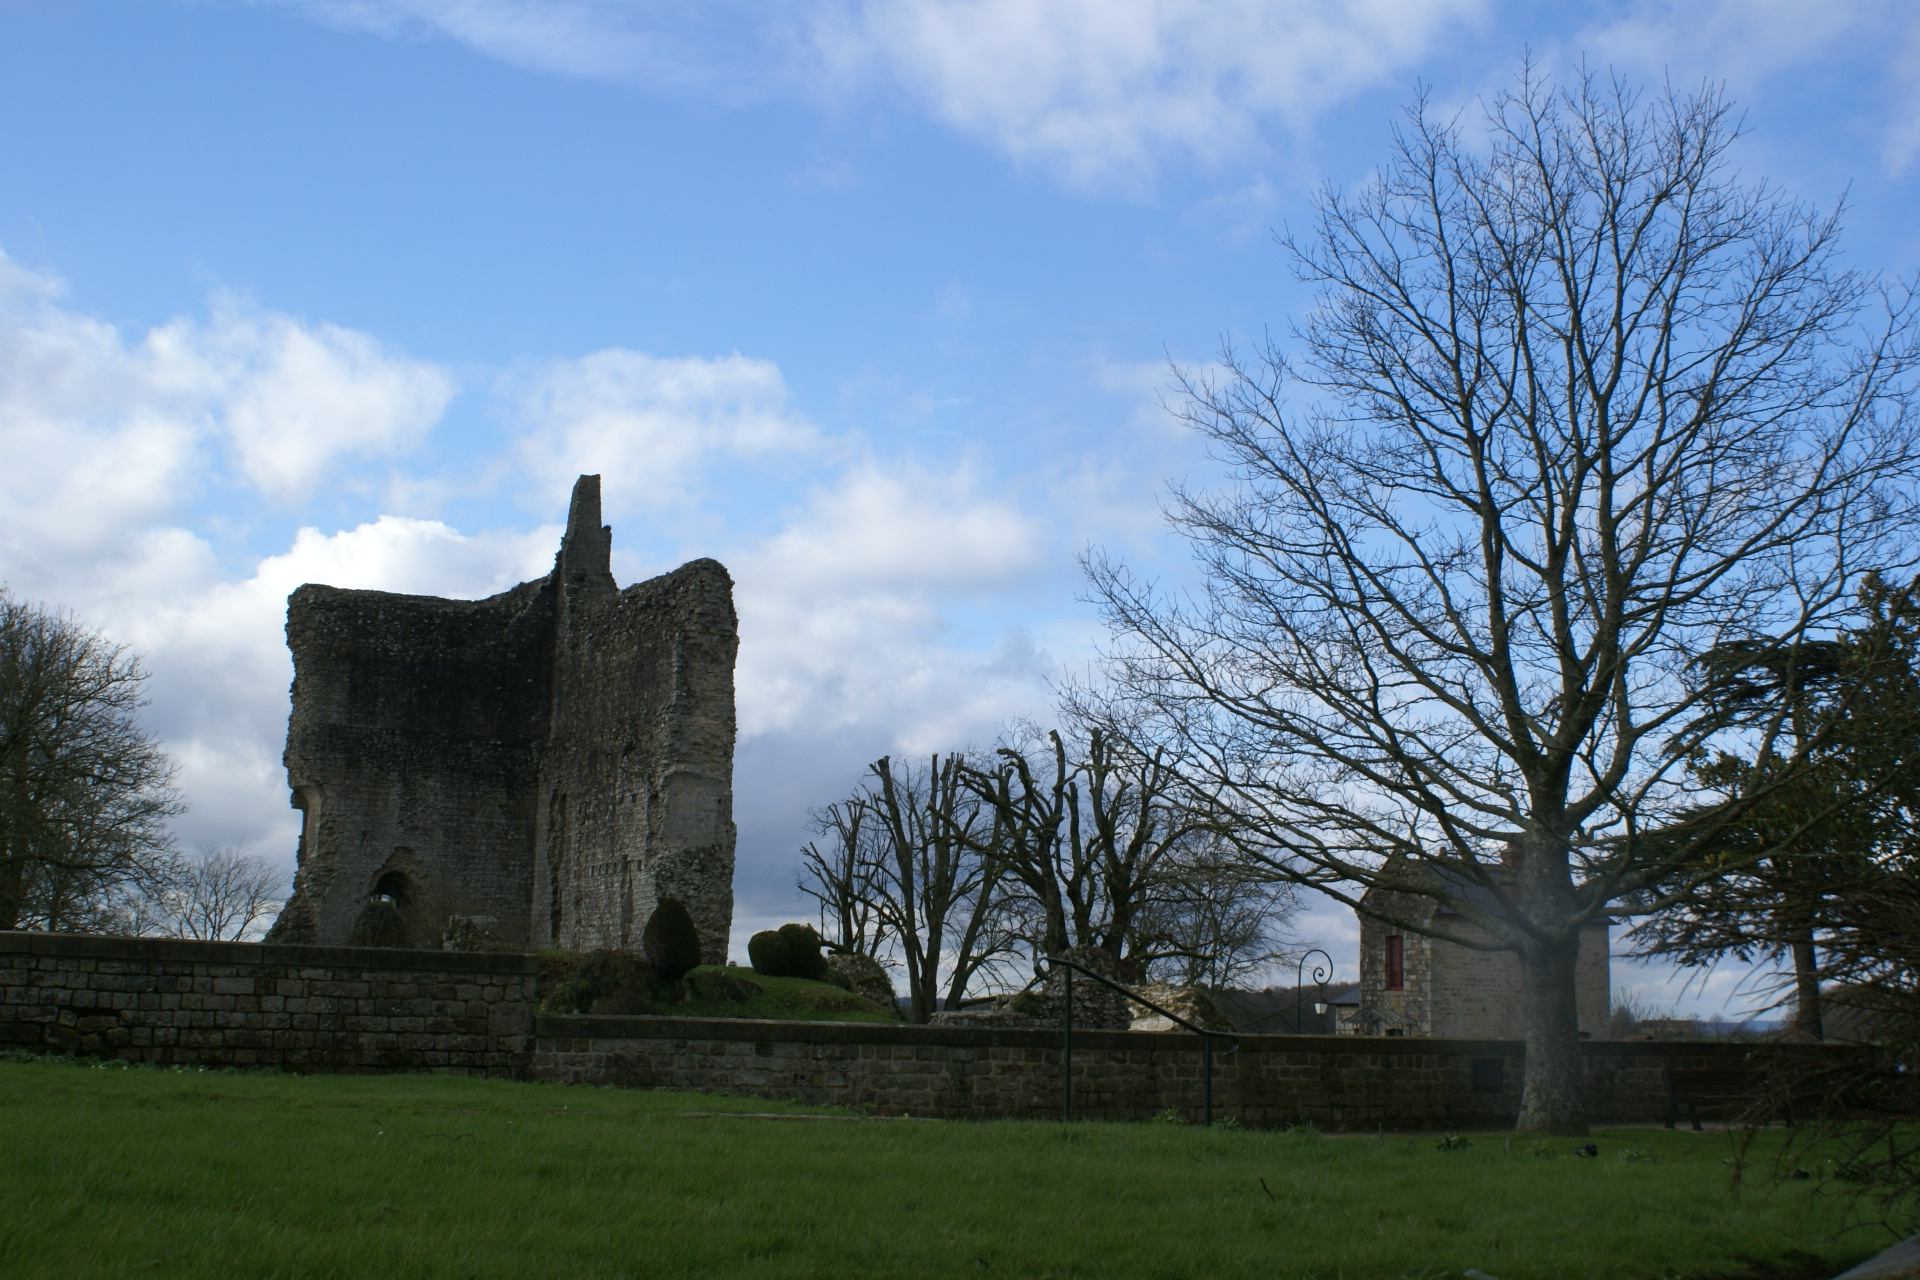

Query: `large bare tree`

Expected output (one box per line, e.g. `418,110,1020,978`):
1087,69,1920,1132
0,592,182,931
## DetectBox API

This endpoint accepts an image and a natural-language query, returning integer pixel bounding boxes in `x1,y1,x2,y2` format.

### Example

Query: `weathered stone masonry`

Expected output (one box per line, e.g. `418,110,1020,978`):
267,475,738,958
531,1015,1739,1129
1,931,534,1074
4,932,1782,1129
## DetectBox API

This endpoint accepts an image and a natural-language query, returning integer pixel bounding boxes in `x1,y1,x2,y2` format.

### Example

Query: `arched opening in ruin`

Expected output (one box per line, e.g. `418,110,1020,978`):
372,870,412,912
346,866,418,949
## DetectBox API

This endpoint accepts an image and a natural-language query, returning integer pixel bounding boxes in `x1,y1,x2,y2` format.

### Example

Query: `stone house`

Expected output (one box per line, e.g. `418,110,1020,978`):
1339,870,1610,1039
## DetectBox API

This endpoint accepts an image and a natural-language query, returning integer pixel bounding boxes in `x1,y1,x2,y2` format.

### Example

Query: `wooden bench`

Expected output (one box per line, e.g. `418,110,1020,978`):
1664,1066,1786,1131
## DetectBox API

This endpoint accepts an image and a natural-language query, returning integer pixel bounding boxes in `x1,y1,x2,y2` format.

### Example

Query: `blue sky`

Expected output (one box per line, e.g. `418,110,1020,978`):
4,0,1918,1015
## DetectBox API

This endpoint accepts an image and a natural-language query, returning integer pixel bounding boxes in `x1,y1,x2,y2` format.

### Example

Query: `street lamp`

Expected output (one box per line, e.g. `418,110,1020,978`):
1294,948,1333,1034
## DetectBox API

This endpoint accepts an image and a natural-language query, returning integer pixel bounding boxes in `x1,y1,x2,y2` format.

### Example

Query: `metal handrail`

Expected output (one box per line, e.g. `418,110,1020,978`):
1038,955,1240,1127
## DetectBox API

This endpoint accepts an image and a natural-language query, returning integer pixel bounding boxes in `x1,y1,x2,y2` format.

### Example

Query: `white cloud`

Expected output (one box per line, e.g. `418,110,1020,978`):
279,0,781,98
180,302,455,502
1575,0,1920,173
1577,0,1879,82
734,459,1044,740
266,0,1487,188
1886,20,1920,171
815,0,1487,187
510,347,820,517
0,255,453,569
0,258,206,570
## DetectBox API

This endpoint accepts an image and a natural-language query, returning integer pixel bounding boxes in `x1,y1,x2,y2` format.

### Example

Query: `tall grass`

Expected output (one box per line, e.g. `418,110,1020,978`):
0,1054,1894,1279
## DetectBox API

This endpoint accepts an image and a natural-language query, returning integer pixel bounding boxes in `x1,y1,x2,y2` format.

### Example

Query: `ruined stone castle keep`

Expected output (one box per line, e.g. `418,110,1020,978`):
265,476,738,960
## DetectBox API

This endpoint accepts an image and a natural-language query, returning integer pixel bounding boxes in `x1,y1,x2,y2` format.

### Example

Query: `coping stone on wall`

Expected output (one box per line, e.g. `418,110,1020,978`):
0,930,540,975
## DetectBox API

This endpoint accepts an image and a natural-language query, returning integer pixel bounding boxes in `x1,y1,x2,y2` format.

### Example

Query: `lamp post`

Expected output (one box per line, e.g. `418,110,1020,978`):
1294,948,1333,1034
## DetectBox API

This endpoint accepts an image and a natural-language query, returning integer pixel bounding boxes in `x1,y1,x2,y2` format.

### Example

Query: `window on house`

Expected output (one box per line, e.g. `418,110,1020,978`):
1385,934,1404,990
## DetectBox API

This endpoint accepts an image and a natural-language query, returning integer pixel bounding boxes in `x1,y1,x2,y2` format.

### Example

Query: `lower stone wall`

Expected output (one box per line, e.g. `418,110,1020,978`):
0,931,1793,1130
530,1015,1761,1130
0,931,535,1074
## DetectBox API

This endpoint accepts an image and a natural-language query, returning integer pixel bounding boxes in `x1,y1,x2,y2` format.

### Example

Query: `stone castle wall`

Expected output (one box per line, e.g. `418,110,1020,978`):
268,475,737,959
4,932,1791,1131
531,559,737,958
532,1014,1746,1129
2,931,534,1074
274,579,553,946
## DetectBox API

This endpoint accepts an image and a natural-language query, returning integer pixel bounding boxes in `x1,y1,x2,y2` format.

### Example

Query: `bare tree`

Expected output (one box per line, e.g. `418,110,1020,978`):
868,754,1019,1022
0,591,183,931
1087,69,1920,1131
800,755,1021,1022
152,844,286,942
963,724,1214,970
1133,836,1300,988
799,799,890,957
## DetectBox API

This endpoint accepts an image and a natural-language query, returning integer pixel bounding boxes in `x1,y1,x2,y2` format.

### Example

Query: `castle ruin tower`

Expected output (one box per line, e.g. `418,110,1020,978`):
267,475,738,961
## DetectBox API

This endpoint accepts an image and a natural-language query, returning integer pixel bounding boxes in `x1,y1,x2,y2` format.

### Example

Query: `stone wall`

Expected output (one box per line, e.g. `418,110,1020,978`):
1,932,534,1074
276,578,553,947
531,1014,1758,1130
531,553,738,959
2,932,1794,1131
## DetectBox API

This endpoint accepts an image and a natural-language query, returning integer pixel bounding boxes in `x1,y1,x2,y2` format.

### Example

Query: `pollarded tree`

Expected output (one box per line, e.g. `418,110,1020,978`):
1087,68,1920,1132
0,591,183,931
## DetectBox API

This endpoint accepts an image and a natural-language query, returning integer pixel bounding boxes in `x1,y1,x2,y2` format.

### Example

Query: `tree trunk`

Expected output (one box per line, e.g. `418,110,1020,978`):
1790,934,1823,1042
0,855,22,931
1515,932,1587,1134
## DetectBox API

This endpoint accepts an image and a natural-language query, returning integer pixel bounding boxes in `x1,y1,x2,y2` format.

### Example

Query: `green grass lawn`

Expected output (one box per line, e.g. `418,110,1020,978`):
0,1054,1897,1280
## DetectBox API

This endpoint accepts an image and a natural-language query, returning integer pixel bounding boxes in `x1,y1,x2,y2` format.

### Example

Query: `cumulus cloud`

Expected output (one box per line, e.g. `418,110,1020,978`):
0,255,453,574
734,459,1046,742
509,347,820,519
179,303,455,502
0,255,465,856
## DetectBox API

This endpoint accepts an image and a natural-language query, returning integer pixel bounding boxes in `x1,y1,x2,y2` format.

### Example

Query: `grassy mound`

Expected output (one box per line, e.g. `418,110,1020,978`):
673,965,897,1022
535,952,896,1023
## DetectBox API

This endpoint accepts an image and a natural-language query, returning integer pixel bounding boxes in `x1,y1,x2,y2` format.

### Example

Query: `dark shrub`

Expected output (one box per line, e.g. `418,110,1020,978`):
777,922,829,981
345,899,409,948
748,929,794,976
642,898,702,980
536,949,662,1015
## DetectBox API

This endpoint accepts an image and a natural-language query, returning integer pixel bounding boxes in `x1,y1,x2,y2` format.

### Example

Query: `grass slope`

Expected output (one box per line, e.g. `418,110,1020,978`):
671,965,898,1022
0,1054,1895,1280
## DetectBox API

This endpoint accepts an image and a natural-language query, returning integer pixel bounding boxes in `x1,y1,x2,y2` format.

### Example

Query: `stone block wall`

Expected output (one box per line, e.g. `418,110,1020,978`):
1,931,1794,1132
0,932,535,1074
530,1015,1752,1130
